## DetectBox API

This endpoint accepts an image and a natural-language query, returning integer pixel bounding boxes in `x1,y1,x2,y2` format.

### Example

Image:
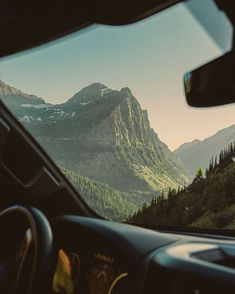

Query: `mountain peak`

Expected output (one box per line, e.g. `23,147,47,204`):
86,82,108,89
0,79,44,104
63,83,140,111
120,87,133,96
78,83,108,95
65,83,111,106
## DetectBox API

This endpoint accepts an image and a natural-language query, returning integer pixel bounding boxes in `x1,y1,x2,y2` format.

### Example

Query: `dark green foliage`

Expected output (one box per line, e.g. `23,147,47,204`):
129,143,235,229
61,166,139,221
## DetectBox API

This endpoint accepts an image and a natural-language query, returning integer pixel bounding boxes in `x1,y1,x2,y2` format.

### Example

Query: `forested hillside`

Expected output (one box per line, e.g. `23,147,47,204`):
61,167,139,221
130,143,235,229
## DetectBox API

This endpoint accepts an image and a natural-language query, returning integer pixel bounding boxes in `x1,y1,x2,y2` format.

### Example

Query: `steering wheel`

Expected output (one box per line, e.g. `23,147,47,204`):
0,206,54,294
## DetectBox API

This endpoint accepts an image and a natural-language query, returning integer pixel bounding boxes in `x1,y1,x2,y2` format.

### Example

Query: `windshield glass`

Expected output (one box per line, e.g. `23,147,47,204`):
0,0,235,230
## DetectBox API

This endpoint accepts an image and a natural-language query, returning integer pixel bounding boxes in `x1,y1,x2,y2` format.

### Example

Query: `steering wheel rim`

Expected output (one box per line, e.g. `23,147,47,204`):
0,206,53,294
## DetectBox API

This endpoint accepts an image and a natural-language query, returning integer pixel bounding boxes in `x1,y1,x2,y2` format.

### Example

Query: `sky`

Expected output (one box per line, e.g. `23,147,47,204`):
0,2,234,150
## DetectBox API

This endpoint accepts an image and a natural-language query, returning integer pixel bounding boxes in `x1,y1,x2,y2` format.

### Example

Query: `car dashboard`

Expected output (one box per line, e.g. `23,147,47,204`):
51,216,235,294
51,216,172,294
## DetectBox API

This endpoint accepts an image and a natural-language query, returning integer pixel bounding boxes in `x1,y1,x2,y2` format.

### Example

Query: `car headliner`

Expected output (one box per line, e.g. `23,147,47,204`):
1,0,182,58
1,0,233,59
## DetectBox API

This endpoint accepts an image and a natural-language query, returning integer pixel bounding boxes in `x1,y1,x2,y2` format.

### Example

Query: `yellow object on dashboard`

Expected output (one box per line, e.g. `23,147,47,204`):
53,249,80,294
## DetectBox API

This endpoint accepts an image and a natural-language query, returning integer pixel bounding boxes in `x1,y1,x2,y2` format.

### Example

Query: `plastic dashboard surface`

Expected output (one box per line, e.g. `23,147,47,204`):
52,216,235,294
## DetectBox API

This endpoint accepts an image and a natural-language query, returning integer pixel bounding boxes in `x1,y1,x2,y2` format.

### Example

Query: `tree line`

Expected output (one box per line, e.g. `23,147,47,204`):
129,142,235,229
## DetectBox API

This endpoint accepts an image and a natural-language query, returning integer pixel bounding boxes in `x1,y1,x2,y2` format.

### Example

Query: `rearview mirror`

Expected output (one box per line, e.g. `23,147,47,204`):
184,51,235,107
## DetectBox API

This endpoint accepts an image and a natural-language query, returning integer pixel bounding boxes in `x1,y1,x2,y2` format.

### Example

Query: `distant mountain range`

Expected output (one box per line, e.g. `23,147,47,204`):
0,80,190,218
174,125,235,175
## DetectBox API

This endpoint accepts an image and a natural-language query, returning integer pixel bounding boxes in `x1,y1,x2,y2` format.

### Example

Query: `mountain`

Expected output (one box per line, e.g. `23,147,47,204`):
0,80,190,212
0,80,45,108
175,139,201,155
27,83,190,193
130,143,235,229
174,125,235,175
61,83,112,110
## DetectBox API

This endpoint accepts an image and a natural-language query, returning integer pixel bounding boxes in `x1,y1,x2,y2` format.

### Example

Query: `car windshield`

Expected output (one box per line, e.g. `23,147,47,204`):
0,0,235,230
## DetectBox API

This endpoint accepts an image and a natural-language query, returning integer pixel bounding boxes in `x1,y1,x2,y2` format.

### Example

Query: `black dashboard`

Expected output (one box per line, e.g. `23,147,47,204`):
51,216,235,294
52,216,178,294
1,207,235,293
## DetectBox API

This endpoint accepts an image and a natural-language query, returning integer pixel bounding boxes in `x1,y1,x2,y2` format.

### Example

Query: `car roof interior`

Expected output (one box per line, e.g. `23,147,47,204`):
1,0,234,59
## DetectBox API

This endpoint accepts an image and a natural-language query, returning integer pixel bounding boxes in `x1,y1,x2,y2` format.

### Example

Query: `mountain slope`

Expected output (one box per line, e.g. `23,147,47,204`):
0,80,45,108
174,125,235,175
61,167,138,221
26,84,189,196
175,139,201,155
130,144,235,229
0,80,190,208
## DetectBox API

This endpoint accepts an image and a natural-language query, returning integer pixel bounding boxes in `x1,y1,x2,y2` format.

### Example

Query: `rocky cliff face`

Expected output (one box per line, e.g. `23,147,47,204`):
0,81,190,203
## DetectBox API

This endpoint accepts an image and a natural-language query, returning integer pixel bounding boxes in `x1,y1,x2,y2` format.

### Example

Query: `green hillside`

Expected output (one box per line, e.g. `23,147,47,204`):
129,143,235,230
61,167,139,221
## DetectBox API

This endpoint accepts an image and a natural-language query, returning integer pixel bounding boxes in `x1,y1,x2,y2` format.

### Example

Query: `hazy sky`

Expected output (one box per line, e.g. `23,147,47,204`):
0,3,234,150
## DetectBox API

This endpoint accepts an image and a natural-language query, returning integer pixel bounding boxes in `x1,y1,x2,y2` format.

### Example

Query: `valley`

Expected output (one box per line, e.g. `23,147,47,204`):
0,79,234,221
